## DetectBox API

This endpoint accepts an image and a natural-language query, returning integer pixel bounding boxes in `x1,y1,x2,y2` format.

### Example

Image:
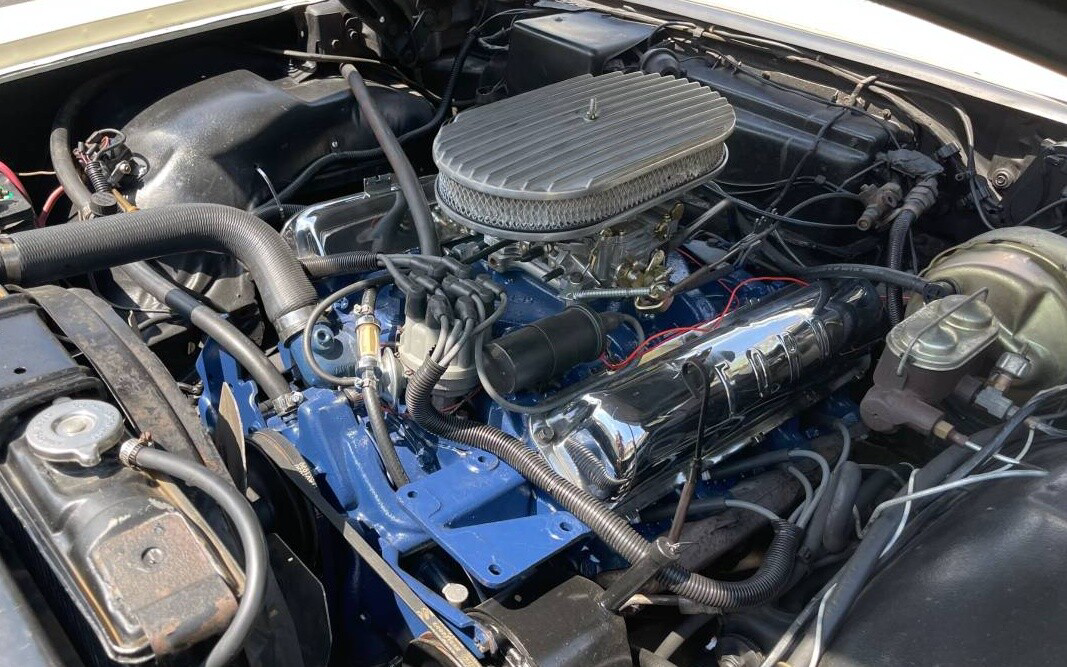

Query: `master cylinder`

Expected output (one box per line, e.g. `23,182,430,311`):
862,227,1067,439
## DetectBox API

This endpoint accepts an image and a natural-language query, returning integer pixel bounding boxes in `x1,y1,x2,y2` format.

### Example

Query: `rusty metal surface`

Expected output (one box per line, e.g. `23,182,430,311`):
0,437,239,662
91,512,237,655
26,285,227,477
0,287,242,663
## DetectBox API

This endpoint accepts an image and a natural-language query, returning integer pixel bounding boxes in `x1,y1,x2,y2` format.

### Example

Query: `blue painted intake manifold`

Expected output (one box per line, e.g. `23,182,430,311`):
194,258,863,660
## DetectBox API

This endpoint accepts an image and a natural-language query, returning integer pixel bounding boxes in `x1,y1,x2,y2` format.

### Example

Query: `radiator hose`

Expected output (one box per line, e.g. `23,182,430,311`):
0,204,317,340
406,358,802,609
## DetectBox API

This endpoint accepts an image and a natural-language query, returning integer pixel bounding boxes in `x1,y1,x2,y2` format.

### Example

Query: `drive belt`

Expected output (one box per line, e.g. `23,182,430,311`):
248,430,482,667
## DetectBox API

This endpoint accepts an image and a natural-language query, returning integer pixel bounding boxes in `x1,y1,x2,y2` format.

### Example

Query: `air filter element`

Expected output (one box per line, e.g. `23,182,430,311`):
433,71,735,240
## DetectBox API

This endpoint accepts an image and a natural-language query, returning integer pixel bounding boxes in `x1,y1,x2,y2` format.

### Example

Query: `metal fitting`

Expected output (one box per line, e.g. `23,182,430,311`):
275,305,317,343
931,420,957,442
973,386,1017,420
272,391,305,417
118,436,150,469
585,96,599,121
989,351,1032,391
855,182,902,231
0,236,22,283
597,537,679,612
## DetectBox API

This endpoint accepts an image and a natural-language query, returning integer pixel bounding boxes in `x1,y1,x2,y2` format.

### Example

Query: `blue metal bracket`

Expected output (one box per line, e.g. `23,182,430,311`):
396,447,587,587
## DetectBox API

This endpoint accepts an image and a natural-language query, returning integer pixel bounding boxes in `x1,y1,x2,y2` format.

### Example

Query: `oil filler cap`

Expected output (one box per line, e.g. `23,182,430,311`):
25,399,124,466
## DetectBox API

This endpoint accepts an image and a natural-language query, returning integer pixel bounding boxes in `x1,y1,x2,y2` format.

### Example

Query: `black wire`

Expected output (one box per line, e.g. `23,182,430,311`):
250,33,477,212
689,51,904,150
946,384,1067,483
473,7,553,32
1015,196,1067,228
839,160,886,189
704,183,859,229
299,274,394,387
717,176,792,189
252,46,442,102
782,191,865,217
461,238,513,264
767,108,850,209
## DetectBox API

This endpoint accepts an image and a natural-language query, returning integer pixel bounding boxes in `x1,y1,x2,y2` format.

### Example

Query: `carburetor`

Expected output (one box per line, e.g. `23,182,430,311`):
432,71,735,309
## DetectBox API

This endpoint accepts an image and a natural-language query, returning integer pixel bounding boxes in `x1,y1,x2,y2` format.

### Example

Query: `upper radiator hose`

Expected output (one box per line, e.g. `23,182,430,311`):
0,204,317,339
406,358,802,609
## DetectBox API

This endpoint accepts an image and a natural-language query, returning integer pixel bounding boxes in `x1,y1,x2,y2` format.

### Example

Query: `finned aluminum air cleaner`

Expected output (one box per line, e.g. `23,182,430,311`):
433,71,735,241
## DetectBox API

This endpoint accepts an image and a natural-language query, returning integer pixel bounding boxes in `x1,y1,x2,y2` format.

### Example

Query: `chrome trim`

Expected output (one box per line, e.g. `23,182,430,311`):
283,177,436,256
532,281,881,512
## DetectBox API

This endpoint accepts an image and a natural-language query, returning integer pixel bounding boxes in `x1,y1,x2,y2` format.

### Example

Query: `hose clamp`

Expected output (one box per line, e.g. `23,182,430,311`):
276,305,317,342
270,391,304,417
0,236,22,284
118,435,151,469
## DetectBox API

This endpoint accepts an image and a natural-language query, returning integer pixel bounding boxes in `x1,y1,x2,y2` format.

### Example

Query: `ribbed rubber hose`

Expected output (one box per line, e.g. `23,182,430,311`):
565,442,623,493
120,444,267,667
48,85,295,398
299,250,379,278
885,178,939,324
0,204,317,338
406,359,801,609
885,208,918,324
341,64,440,256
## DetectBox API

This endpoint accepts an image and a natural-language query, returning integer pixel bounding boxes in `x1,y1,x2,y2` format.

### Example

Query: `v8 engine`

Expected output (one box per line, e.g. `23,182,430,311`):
4,3,1067,667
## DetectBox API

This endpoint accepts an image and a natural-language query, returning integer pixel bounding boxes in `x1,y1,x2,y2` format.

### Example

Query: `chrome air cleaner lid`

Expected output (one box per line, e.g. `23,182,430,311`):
433,71,735,240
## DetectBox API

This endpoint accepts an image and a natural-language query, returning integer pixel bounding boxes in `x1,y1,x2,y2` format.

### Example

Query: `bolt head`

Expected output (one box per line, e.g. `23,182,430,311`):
141,546,165,567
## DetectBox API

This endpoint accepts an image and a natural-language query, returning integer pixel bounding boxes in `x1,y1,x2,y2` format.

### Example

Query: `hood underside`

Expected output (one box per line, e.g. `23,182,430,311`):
873,0,1067,76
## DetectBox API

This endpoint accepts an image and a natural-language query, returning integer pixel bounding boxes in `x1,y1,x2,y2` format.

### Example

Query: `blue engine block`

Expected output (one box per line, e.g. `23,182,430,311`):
194,254,848,660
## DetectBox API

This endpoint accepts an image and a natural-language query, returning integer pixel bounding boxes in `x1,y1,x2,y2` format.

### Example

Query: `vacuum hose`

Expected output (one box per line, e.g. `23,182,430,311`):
0,204,317,339
406,358,801,609
119,442,268,667
341,63,441,256
885,178,938,323
124,262,292,402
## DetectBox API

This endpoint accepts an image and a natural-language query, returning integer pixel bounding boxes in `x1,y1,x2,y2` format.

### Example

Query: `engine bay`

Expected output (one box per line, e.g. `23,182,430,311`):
2,2,1067,666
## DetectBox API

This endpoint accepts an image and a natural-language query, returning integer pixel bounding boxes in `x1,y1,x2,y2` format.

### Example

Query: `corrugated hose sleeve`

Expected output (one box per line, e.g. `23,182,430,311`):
405,358,801,609
299,251,380,278
0,203,317,339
